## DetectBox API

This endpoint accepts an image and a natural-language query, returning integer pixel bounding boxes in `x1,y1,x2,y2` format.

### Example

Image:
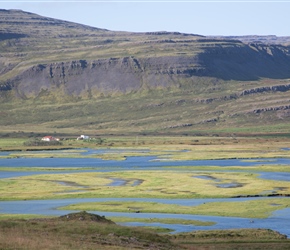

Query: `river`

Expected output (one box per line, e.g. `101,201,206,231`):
0,148,290,236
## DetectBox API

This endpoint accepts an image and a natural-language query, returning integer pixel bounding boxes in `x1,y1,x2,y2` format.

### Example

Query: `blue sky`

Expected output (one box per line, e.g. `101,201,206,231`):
0,1,289,36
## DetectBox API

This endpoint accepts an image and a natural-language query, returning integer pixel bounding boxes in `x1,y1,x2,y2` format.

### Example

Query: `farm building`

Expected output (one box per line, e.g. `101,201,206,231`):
41,136,59,141
77,135,90,140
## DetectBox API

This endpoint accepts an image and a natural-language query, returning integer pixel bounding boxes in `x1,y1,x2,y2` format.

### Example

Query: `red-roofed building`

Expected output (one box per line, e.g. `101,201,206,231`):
41,136,59,141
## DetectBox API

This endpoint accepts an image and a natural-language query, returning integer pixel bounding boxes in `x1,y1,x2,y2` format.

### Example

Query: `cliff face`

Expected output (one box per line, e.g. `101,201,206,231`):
5,42,290,99
1,9,290,100
198,43,290,80
7,56,201,99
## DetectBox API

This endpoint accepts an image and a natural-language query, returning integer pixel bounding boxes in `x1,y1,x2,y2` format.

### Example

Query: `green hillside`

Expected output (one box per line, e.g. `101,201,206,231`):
1,9,290,136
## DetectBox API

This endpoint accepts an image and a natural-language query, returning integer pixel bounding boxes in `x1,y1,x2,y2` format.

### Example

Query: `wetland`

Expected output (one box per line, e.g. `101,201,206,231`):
1,136,290,248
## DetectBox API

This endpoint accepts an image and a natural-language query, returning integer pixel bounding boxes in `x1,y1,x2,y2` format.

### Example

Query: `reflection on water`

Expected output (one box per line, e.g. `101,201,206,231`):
107,178,128,187
106,177,144,187
216,183,243,188
259,187,288,195
194,175,217,181
132,179,143,186
54,180,89,189
194,175,244,188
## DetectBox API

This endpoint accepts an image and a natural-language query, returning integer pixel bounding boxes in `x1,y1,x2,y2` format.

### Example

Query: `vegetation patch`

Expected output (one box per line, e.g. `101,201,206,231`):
0,214,51,220
108,216,216,226
1,170,290,200
171,229,290,250
0,167,98,172
59,198,290,218
23,138,62,147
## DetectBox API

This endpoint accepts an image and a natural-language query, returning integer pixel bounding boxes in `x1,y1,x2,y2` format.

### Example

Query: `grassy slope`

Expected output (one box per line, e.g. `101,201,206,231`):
0,211,175,250
1,78,290,135
1,10,290,135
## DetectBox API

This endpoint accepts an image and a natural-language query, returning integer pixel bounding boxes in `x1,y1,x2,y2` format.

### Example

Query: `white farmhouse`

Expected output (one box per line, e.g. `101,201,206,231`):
77,135,90,140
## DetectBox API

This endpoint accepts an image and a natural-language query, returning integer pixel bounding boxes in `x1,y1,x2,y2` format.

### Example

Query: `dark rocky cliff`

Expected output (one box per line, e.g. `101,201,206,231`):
198,43,290,80
5,42,290,100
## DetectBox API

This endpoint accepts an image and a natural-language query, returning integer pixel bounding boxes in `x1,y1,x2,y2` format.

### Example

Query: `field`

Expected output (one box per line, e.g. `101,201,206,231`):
1,135,290,249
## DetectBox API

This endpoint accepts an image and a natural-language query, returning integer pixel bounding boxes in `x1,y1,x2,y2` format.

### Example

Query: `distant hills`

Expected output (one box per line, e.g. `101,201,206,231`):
1,9,290,136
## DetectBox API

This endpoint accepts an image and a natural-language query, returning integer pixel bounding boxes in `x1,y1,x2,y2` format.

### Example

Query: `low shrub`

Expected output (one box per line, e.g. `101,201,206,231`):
23,138,62,146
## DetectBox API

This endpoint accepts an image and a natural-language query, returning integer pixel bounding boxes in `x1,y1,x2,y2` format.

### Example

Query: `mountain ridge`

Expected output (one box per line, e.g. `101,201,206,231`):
1,9,290,135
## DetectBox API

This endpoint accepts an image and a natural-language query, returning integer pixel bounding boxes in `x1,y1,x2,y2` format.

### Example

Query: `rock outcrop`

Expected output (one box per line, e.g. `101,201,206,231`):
4,42,290,100
8,56,195,98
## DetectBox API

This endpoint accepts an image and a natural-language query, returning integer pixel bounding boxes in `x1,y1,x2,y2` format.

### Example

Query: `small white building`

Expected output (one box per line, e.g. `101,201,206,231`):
77,135,90,140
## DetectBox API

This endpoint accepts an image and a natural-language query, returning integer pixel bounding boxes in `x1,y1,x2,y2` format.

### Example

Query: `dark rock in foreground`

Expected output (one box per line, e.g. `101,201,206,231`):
59,211,115,224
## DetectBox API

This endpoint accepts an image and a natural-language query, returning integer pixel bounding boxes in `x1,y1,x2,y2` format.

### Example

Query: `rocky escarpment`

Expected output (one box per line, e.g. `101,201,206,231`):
212,35,290,45
198,43,290,80
241,84,290,96
4,56,205,99
193,83,290,104
253,105,290,114
2,42,290,100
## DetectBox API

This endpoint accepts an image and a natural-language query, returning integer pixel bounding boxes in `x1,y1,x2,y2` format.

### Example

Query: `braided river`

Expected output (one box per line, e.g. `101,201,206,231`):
1,148,290,236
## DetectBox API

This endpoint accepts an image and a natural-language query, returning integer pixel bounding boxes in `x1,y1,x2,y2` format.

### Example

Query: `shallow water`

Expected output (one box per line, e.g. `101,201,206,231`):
1,153,290,183
2,148,290,169
1,148,290,236
194,175,244,188
0,197,289,236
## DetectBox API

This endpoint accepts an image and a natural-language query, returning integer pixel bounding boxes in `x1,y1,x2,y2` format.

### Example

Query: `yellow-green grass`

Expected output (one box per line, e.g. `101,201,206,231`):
2,77,290,136
3,152,126,160
164,164,290,172
107,217,215,226
0,146,127,160
0,138,27,148
60,198,290,219
154,141,290,161
1,164,290,174
137,226,173,233
1,171,290,200
0,214,51,220
0,167,99,172
175,228,287,240
171,228,289,249
5,152,82,159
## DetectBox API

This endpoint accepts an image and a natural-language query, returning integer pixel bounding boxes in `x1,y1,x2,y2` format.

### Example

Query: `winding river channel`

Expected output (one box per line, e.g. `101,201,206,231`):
1,148,290,237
